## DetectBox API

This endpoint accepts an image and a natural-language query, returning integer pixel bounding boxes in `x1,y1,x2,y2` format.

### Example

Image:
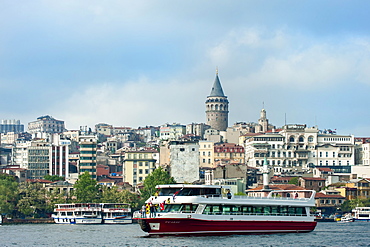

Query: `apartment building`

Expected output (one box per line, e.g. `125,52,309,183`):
123,149,157,187
79,135,97,179
245,124,354,175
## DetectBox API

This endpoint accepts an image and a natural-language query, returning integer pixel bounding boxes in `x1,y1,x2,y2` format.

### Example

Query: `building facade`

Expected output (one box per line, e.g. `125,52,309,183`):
0,119,24,134
169,141,200,183
123,149,157,187
28,115,65,138
79,135,97,179
245,124,355,175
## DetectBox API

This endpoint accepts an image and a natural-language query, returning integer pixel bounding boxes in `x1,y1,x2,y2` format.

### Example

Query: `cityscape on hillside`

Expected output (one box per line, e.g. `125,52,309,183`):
1,72,370,216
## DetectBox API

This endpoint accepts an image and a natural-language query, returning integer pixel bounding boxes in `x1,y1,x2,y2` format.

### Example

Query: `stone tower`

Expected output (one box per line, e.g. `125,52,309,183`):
205,71,229,131
258,108,269,133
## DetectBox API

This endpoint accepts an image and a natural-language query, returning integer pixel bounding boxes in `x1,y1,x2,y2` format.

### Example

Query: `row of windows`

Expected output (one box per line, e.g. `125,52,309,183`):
127,153,150,159
162,204,307,216
29,150,49,155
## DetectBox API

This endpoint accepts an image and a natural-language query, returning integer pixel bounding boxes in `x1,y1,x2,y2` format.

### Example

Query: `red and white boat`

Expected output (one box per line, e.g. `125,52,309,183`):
136,184,317,236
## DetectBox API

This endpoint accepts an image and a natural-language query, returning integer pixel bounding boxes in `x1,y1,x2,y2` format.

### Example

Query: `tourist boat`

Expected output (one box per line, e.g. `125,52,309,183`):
52,203,103,224
135,184,317,236
352,207,370,221
101,203,132,224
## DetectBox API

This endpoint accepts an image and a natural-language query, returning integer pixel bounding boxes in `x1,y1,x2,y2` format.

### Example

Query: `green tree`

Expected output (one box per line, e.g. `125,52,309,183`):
44,174,65,182
73,172,101,202
140,167,176,203
100,187,140,210
288,177,299,185
17,182,49,218
0,174,18,217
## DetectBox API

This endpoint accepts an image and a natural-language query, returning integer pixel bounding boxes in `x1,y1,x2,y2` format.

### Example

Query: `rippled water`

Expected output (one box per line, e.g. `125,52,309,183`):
1,221,369,247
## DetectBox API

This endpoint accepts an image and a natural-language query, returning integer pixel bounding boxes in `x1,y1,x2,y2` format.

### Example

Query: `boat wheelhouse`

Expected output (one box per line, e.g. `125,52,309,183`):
352,207,370,221
52,203,102,224
136,184,317,236
101,203,132,224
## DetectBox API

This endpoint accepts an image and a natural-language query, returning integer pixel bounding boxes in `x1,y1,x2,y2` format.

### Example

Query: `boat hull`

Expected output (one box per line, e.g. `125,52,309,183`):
103,218,133,224
139,218,317,236
53,217,102,224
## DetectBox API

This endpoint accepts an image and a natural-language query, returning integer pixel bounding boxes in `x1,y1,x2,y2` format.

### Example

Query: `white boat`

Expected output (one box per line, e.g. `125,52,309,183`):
135,184,317,236
352,207,370,221
338,213,353,223
52,203,102,224
101,203,132,224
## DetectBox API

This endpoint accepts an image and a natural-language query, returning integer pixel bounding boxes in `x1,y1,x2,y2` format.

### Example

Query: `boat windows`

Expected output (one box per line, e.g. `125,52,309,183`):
158,188,222,197
67,212,73,216
202,204,307,216
163,204,198,213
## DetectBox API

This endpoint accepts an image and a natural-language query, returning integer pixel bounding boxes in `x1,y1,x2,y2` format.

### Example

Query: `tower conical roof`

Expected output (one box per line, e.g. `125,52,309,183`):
209,73,225,97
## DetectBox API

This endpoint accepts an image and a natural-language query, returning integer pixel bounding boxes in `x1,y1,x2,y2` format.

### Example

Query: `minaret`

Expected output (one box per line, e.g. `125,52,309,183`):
262,157,270,190
205,69,229,131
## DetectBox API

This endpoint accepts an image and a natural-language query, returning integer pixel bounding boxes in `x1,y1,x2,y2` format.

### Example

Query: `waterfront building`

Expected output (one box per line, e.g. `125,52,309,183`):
169,140,200,183
78,135,97,179
123,149,157,188
205,71,229,131
28,115,65,139
315,190,345,216
0,119,24,134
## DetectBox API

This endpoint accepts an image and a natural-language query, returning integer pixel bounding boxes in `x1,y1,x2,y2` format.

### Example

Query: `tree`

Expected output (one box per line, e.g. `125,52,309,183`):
140,167,176,203
0,174,18,217
44,175,65,182
100,186,140,210
288,177,299,185
73,172,101,202
17,182,49,218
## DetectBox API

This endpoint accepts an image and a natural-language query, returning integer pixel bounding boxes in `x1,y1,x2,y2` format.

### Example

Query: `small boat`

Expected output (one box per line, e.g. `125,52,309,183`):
338,214,353,223
352,207,370,221
135,184,317,236
101,203,132,224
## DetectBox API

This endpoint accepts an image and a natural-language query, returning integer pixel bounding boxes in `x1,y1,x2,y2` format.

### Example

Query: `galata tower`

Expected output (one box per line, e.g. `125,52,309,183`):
205,70,229,131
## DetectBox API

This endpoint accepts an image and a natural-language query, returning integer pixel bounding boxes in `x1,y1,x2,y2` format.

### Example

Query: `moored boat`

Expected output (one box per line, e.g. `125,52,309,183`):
52,203,102,224
352,207,370,221
101,203,132,224
135,184,317,236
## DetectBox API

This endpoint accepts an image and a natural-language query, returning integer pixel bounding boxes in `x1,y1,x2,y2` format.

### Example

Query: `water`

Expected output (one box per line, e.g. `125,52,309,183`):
1,222,369,247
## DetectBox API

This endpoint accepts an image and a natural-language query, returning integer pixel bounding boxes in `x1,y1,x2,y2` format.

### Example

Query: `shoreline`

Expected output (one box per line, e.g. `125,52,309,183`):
2,218,54,225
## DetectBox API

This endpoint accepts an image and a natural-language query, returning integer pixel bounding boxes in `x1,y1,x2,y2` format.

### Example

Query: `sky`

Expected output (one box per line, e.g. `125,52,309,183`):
1,1,370,136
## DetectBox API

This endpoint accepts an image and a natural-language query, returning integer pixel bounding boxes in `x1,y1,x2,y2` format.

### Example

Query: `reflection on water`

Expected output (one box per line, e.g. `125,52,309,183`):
2,222,370,247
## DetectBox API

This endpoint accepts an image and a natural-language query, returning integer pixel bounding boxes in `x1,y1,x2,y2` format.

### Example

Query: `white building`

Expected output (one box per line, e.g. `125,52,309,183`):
245,124,354,175
160,124,186,140
28,115,65,139
169,141,199,183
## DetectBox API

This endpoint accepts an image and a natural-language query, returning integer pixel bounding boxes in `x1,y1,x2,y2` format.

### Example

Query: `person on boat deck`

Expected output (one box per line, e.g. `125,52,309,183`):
150,203,156,218
141,205,146,218
227,189,232,199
